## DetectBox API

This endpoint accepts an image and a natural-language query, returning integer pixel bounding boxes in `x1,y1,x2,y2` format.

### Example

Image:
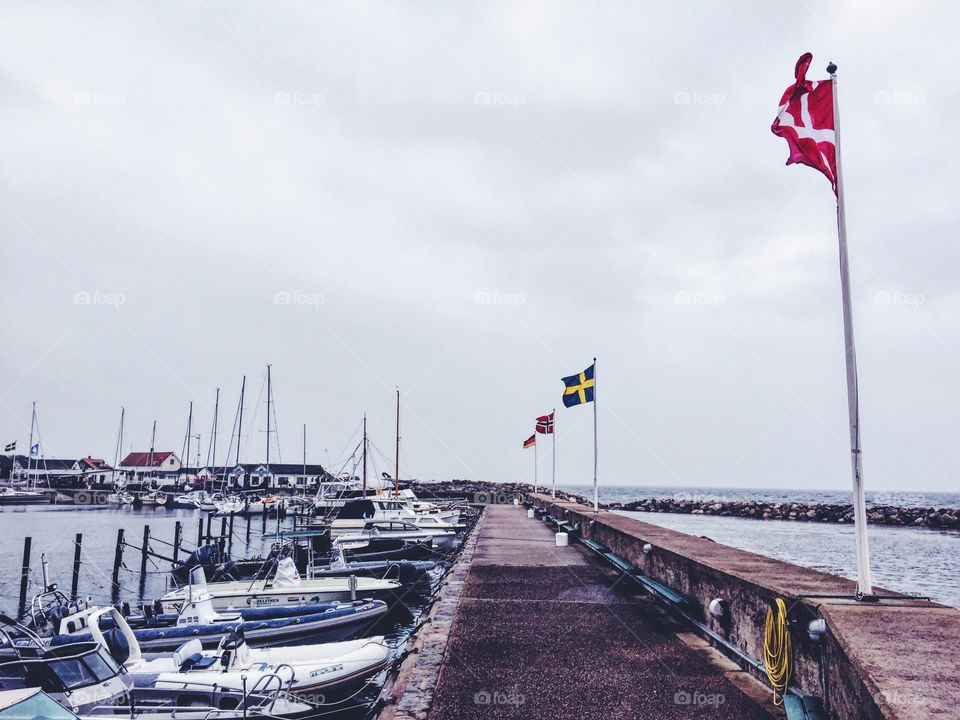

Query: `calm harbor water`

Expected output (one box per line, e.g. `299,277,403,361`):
0,503,443,718
559,484,960,608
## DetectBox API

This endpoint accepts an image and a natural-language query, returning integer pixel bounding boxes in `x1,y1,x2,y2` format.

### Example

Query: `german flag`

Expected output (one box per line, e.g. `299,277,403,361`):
522,434,536,449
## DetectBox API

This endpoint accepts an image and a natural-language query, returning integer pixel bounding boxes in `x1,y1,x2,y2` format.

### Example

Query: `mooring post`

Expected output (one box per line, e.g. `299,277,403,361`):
172,521,182,563
139,525,151,577
70,533,83,600
17,537,32,618
219,515,227,541
205,513,213,543
261,506,267,533
111,528,124,598
228,512,235,553
197,516,204,546
245,514,251,543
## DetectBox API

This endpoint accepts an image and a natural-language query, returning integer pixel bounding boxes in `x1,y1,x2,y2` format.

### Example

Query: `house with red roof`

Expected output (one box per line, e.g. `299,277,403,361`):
119,451,181,484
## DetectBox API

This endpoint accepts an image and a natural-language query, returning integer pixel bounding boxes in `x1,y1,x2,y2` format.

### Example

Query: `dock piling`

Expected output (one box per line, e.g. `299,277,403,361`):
139,525,151,577
70,533,82,600
172,521,182,563
17,537,32,619
196,516,204,546
111,528,124,600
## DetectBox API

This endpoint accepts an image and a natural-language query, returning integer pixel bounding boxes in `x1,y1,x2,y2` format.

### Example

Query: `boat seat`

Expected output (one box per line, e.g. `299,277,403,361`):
173,639,204,668
180,652,219,672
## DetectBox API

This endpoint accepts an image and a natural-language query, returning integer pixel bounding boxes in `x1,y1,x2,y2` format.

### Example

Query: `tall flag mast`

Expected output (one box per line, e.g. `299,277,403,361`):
536,411,555,497
561,360,597,511
772,54,872,596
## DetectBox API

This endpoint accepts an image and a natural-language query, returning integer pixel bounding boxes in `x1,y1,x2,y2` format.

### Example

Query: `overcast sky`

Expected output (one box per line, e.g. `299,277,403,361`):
1,2,958,494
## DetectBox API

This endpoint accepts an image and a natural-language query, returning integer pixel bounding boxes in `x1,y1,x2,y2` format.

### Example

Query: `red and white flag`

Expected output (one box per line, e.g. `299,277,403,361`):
771,53,837,195
535,412,554,434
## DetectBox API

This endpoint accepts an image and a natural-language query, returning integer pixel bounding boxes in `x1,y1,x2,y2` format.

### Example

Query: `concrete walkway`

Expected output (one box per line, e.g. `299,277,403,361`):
428,504,779,720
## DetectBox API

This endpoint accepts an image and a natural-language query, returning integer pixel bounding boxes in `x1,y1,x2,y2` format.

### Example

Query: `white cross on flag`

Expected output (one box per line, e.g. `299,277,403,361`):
771,53,837,195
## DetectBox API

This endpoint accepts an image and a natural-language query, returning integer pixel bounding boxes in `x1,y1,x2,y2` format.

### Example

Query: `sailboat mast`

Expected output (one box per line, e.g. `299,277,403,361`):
236,376,246,465
148,419,156,488
362,413,367,494
183,401,193,485
27,402,36,481
394,390,400,495
113,407,125,487
302,423,307,491
208,388,220,470
265,364,272,468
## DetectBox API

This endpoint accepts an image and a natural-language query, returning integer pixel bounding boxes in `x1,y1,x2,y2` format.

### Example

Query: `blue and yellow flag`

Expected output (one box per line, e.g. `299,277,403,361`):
561,363,595,407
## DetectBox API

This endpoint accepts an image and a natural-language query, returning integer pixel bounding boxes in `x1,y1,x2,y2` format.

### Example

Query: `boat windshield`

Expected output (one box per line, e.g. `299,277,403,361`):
47,645,121,690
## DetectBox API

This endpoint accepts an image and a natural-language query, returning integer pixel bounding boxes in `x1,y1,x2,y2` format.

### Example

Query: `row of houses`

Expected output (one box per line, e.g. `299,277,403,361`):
0,450,332,492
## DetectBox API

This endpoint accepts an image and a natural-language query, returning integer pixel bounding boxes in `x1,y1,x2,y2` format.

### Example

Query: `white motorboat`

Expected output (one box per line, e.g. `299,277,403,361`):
333,519,458,549
158,557,400,612
170,490,212,509
87,606,390,698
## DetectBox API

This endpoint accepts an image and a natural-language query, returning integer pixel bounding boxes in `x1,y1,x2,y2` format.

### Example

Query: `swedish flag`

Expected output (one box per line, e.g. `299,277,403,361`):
561,363,595,407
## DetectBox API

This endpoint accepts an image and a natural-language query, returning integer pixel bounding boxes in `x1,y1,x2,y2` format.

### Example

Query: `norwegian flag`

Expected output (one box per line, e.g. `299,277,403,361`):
771,53,837,195
535,412,554,434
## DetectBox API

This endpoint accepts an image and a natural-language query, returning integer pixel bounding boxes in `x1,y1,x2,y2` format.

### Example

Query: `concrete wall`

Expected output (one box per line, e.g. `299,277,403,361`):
530,495,956,720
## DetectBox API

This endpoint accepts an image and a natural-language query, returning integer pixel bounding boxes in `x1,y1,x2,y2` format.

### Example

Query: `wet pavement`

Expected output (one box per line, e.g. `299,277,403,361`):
427,505,779,720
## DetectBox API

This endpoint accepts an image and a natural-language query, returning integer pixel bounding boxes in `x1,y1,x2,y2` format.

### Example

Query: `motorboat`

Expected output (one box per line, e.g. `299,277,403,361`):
333,519,458,549
309,546,435,585
158,557,400,612
31,573,389,651
0,487,49,506
170,490,212,509
134,490,169,507
87,606,390,698
0,617,313,718
323,498,463,538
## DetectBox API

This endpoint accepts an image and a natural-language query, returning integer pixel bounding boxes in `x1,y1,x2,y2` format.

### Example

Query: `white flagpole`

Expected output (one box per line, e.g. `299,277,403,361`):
551,408,556,499
829,61,872,596
533,437,538,494
592,357,598,512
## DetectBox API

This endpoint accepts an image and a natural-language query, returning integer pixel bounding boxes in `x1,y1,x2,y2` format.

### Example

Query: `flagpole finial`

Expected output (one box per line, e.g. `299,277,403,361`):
827,61,837,75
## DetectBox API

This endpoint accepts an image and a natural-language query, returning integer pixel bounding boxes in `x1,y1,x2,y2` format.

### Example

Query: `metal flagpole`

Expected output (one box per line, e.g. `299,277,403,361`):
592,358,598,512
533,436,538,493
551,408,556,499
828,61,872,597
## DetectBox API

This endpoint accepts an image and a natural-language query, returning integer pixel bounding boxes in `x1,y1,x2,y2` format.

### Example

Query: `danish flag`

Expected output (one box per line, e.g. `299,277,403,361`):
771,53,837,195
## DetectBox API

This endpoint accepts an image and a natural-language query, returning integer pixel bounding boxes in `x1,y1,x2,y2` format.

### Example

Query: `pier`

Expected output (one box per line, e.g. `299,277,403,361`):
381,497,960,720
382,502,780,719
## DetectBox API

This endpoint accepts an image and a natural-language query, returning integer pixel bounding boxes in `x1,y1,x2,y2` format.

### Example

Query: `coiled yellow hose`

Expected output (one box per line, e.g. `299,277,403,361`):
763,597,793,705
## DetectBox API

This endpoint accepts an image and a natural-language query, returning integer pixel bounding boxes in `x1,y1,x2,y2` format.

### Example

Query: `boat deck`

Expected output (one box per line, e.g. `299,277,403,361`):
424,504,779,720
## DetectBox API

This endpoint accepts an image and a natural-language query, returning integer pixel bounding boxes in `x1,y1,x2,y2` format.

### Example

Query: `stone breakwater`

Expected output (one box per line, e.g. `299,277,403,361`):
614,498,960,529
413,481,960,530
